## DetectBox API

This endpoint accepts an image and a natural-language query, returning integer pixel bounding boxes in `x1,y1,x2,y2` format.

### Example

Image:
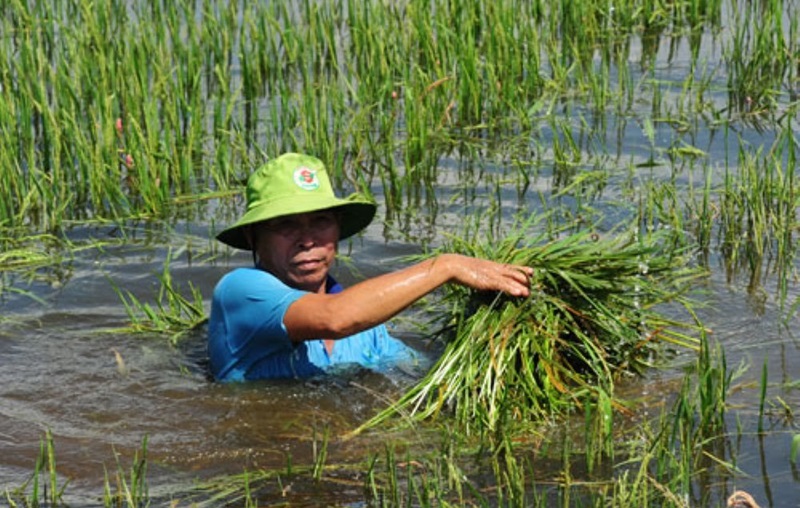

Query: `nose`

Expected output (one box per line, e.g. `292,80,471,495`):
294,223,317,245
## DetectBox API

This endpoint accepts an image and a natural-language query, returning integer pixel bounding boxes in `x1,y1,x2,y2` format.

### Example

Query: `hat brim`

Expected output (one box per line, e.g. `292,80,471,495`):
216,194,377,250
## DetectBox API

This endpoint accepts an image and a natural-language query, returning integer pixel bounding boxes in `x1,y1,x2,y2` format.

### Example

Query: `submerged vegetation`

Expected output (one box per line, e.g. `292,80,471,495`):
111,249,207,342
2,0,800,505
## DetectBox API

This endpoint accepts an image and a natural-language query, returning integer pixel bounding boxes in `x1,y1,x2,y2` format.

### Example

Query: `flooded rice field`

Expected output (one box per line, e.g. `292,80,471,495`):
2,0,800,505
1,207,799,506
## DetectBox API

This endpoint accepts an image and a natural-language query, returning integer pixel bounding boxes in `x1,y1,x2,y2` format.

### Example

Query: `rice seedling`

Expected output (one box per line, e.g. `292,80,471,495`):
195,435,374,507
198,469,277,508
3,430,66,507
645,333,747,506
4,429,156,507
0,0,745,233
103,436,150,508
312,423,331,482
715,130,798,306
353,217,704,437
724,0,796,115
758,357,769,434
0,233,68,273
0,233,82,305
110,249,207,343
636,121,799,316
194,346,746,507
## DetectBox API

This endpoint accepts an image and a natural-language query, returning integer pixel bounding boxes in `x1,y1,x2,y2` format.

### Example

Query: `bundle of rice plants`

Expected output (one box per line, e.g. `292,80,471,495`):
355,222,704,436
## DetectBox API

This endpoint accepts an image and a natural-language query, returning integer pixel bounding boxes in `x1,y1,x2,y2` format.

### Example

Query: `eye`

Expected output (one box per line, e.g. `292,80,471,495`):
311,213,337,230
266,218,298,236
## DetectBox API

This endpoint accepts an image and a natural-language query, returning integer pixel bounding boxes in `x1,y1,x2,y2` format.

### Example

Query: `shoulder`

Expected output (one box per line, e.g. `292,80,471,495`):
213,268,306,302
213,267,298,301
216,267,279,289
219,266,269,282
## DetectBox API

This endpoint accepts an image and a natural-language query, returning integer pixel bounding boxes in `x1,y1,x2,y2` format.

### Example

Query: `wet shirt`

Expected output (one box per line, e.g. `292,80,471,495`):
207,267,418,381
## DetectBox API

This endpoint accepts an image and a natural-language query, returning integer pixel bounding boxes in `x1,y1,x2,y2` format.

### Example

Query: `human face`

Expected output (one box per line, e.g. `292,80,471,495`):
252,210,340,293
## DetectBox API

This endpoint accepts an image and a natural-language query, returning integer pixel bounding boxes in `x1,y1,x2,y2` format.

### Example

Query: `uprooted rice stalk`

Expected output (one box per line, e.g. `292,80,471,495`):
353,225,705,436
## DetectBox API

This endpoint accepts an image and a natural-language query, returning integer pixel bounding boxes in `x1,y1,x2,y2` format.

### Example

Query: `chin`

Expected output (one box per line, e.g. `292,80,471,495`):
291,275,326,292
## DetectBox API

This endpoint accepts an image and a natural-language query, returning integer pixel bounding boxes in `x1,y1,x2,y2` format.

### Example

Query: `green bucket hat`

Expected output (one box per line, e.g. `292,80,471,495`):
216,153,377,250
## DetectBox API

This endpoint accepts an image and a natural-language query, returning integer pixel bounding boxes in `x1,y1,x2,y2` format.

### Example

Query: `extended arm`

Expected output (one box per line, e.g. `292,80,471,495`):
283,254,533,341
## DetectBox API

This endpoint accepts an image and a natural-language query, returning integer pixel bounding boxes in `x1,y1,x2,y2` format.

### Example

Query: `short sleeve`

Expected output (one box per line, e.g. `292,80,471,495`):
208,268,306,380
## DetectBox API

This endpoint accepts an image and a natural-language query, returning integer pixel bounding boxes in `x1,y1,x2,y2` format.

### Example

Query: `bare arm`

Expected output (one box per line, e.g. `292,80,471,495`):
283,254,533,341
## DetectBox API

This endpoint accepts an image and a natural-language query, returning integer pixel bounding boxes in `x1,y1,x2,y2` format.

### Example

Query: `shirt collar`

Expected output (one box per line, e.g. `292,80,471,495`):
326,275,343,294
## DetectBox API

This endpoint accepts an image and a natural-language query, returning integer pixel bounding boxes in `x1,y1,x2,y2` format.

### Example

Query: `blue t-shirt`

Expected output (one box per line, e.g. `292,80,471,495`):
207,267,418,381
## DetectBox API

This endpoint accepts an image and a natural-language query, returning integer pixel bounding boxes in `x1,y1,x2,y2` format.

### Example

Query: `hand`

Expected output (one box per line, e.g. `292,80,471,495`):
440,254,533,297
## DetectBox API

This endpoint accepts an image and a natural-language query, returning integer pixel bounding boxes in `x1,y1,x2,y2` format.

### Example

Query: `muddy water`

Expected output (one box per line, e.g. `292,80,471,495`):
3,162,800,505
0,228,435,504
1,218,799,506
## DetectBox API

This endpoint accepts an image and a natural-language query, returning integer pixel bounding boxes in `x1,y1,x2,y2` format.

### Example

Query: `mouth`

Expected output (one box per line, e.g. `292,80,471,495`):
293,258,323,271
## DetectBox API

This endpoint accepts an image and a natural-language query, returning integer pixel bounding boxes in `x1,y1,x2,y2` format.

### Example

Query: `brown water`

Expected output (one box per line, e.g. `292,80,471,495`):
1,219,799,506
0,227,439,505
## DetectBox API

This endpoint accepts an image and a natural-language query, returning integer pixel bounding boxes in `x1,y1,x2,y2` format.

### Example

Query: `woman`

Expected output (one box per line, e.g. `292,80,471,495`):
208,153,533,381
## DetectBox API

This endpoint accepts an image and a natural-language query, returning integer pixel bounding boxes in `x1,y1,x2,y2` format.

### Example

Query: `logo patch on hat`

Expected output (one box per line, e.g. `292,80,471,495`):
293,167,320,190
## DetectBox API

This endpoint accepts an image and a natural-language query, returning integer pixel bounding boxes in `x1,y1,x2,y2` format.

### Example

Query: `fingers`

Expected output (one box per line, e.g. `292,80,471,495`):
448,254,533,297
503,263,533,297
505,263,534,280
488,261,533,297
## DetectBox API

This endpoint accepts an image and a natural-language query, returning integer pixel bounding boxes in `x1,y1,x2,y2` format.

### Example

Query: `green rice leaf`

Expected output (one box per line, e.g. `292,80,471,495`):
353,221,705,436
